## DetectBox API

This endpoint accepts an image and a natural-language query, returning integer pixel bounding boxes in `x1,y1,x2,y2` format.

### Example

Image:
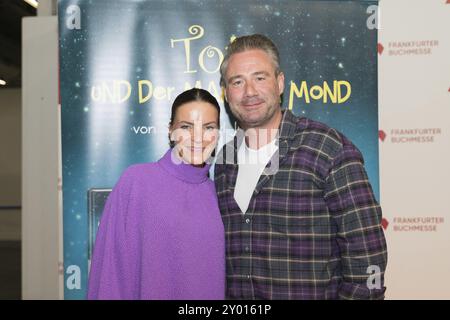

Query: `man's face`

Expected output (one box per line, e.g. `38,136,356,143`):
224,49,284,129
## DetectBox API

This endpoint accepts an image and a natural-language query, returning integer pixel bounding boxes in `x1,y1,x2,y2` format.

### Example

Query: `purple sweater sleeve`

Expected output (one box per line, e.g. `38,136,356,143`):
87,168,139,300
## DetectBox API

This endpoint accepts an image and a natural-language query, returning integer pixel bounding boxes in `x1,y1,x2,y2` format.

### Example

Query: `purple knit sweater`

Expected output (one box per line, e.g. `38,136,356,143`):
87,149,225,299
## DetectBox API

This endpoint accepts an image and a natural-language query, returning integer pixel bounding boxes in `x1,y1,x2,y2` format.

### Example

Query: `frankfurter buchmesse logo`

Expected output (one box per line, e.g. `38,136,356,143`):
387,40,439,56
392,216,445,232
389,128,442,144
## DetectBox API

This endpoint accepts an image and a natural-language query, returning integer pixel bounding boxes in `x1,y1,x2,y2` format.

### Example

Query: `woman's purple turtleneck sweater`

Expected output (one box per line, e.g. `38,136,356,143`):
87,149,225,299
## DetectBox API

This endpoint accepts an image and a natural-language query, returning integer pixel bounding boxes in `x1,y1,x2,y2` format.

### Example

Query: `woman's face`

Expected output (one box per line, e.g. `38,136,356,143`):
169,101,220,165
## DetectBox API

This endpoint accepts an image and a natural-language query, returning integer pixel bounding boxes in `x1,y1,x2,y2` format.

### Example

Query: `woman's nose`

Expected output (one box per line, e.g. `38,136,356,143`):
192,126,203,144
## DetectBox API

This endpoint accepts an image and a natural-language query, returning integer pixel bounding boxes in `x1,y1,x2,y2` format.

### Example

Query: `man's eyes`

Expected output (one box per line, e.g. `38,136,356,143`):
231,77,266,86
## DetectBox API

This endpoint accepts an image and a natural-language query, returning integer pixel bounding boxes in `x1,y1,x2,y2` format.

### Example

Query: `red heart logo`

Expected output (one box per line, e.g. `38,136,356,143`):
381,218,389,230
377,43,384,55
379,130,386,142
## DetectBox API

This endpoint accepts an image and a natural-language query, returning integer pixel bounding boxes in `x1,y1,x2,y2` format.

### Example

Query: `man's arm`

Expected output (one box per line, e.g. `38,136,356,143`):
324,142,388,300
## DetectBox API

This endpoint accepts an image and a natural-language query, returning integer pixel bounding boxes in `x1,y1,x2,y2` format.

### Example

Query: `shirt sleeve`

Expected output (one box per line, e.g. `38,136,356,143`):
87,169,139,300
324,142,388,300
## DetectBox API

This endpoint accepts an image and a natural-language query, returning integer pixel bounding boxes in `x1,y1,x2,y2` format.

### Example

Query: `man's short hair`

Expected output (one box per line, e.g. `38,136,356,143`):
220,34,281,87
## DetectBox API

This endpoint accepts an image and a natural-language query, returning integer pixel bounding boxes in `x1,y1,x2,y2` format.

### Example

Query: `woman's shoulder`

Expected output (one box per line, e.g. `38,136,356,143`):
119,161,162,183
107,162,162,204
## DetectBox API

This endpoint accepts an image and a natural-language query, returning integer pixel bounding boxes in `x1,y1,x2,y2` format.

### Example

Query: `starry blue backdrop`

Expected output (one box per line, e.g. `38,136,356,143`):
59,0,379,299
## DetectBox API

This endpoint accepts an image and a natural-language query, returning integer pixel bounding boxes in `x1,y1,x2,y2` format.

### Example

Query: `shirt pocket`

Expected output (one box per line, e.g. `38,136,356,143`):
267,171,331,236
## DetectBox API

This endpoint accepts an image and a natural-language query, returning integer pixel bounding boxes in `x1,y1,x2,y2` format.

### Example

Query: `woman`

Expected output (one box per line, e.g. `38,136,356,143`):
87,88,224,300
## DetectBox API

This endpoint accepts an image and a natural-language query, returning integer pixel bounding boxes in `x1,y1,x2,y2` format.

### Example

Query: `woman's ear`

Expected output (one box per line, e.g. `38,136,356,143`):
168,124,175,148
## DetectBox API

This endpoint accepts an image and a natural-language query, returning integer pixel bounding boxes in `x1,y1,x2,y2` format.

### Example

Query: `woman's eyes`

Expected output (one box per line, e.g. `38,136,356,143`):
179,125,217,131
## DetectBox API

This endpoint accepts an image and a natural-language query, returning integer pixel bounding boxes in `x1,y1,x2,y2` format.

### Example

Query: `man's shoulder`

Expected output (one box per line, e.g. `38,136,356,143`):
293,117,345,149
288,112,358,159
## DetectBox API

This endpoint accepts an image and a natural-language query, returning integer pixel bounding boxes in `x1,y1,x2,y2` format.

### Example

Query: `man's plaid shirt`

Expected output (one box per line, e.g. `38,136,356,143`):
214,109,388,300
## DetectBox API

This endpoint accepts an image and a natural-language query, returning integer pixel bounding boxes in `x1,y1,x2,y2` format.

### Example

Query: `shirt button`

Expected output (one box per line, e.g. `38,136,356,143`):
245,218,250,224
245,246,249,252
247,274,251,279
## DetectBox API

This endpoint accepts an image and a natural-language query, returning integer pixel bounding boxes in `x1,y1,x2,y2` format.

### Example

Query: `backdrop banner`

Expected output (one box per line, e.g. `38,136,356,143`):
58,0,379,299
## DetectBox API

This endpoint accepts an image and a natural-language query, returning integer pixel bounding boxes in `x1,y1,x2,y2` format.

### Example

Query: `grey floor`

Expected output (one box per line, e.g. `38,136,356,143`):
0,241,21,300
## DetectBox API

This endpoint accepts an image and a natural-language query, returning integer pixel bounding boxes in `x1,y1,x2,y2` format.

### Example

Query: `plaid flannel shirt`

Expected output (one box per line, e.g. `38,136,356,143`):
214,109,387,300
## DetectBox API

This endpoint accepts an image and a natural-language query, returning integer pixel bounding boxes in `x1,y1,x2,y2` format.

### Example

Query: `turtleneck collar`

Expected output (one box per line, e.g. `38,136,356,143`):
157,148,211,184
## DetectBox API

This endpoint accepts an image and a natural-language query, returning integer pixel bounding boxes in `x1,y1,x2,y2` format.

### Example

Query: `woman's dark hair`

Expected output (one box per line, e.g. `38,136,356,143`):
169,88,221,147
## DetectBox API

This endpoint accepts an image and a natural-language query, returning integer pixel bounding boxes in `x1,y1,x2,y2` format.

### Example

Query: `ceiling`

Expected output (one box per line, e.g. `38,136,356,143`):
0,0,36,88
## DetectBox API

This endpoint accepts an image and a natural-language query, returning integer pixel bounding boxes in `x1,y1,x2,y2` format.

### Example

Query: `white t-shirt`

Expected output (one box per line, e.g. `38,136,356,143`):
234,138,278,214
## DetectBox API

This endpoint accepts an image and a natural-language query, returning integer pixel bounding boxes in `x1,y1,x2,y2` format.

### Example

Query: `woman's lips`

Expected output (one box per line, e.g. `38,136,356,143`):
189,147,204,153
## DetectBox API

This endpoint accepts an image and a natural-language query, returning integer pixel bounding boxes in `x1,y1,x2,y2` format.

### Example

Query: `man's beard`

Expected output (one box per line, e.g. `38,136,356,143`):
233,101,279,129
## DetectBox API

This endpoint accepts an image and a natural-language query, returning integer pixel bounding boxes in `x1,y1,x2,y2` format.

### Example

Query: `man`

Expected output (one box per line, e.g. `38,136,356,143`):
214,34,387,300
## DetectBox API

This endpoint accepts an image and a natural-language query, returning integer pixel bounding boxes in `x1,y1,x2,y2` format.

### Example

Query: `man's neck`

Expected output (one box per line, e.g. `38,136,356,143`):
243,109,283,150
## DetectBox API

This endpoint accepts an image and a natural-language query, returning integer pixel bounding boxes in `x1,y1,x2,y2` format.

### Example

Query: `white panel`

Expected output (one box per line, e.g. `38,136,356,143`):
22,16,62,299
379,0,450,299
